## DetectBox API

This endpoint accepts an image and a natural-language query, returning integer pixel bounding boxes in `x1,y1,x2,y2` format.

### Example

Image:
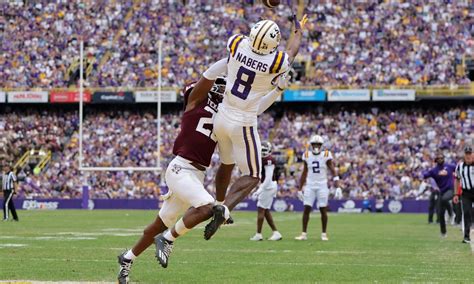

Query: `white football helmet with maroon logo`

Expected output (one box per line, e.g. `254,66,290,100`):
261,141,273,158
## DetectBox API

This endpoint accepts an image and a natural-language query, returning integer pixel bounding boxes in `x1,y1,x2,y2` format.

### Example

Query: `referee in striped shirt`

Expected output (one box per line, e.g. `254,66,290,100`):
454,146,474,243
2,164,18,221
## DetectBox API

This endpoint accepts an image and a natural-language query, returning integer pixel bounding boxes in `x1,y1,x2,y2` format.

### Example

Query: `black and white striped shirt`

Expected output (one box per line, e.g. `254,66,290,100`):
455,162,474,191
2,171,16,191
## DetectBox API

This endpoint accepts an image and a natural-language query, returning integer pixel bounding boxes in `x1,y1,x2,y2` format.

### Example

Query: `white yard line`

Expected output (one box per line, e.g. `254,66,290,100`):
470,229,474,254
0,244,27,248
0,281,115,284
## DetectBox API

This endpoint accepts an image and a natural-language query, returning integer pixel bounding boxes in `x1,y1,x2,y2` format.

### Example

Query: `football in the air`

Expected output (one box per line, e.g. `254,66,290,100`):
263,0,280,8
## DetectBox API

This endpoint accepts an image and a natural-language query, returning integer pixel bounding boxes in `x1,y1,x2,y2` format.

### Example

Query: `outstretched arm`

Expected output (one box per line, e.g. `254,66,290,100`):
286,14,308,64
185,58,227,112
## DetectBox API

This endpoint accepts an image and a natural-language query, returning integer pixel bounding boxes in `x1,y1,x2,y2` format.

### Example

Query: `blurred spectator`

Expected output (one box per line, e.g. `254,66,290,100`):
2,103,470,200
1,1,471,88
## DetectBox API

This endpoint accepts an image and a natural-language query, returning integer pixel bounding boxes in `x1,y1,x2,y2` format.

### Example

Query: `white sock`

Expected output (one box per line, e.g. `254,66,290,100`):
222,204,230,220
215,200,224,205
124,249,136,261
174,218,191,236
163,230,176,242
301,232,307,236
255,233,263,237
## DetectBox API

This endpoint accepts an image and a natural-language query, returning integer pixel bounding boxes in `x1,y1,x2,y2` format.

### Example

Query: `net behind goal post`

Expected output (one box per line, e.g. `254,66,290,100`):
77,40,163,173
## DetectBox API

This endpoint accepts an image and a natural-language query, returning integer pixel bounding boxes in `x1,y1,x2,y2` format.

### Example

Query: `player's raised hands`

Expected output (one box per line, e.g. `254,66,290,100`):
293,14,308,31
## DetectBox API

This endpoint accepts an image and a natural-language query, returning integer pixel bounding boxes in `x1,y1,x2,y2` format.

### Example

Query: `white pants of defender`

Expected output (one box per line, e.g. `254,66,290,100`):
303,185,329,208
159,156,214,228
257,182,278,209
213,111,261,178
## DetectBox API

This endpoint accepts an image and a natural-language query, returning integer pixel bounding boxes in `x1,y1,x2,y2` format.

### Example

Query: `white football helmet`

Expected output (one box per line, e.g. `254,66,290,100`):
249,20,281,55
309,135,324,154
261,141,272,158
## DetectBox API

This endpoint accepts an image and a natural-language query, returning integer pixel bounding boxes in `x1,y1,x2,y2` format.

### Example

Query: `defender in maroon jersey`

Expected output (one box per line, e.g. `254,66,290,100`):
172,80,223,168
117,69,228,282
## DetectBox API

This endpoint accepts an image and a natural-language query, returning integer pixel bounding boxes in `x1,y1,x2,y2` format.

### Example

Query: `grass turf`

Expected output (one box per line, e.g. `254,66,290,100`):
0,210,473,283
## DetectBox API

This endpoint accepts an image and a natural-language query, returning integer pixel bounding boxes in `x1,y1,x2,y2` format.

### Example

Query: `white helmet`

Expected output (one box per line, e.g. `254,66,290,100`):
261,141,273,158
249,20,281,55
309,135,324,154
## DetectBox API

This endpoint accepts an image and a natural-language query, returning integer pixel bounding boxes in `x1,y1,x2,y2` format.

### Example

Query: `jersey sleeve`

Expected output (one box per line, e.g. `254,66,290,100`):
422,169,432,179
227,34,244,58
269,51,290,74
302,150,309,163
279,52,291,73
325,150,333,162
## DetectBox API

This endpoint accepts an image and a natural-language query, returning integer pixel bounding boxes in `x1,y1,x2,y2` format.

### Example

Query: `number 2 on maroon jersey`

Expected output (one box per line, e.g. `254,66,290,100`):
196,106,217,142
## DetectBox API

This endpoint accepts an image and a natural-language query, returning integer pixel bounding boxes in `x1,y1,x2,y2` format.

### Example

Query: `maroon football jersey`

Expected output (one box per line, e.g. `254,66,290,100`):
173,84,220,167
261,156,277,182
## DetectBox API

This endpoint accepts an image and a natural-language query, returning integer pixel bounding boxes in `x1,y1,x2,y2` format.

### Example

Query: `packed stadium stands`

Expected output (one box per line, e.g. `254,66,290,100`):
1,1,472,88
1,103,471,200
1,0,473,200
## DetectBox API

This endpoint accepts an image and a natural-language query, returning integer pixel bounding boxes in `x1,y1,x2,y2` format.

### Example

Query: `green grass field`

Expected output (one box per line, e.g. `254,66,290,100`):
0,210,473,283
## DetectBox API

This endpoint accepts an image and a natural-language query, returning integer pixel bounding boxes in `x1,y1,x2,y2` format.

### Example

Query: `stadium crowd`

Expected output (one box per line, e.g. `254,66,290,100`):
1,105,472,200
1,1,472,88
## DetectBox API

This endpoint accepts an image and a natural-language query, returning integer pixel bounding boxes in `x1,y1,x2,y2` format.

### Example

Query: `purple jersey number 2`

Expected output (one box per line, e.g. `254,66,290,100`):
231,66,256,100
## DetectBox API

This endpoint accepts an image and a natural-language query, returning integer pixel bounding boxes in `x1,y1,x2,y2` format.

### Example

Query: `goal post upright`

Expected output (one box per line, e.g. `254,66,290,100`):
157,39,162,172
79,40,84,170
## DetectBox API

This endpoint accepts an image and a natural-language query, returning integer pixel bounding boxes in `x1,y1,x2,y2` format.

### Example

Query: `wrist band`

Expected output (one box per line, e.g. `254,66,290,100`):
277,86,285,91
333,176,340,181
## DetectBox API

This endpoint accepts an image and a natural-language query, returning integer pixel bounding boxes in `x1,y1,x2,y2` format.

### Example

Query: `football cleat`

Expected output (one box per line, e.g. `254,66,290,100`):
155,234,174,268
321,233,329,241
204,205,227,240
250,233,263,241
294,233,307,241
117,251,133,284
224,215,234,225
440,233,447,239
268,231,282,241
462,238,471,244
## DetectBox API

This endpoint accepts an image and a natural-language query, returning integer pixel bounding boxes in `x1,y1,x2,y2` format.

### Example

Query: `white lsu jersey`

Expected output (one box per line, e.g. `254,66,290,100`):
303,149,333,187
220,34,290,125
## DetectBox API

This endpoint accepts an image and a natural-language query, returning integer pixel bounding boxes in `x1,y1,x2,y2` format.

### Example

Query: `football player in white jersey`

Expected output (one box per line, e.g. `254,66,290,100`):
295,135,340,241
250,141,282,241
204,15,308,240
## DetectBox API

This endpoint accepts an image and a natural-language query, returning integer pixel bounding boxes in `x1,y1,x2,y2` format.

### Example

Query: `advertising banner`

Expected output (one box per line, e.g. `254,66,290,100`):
283,90,326,102
327,89,371,102
372,89,416,101
50,90,92,103
135,90,178,103
92,91,134,103
8,91,49,103
0,91,5,103
2,198,431,213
